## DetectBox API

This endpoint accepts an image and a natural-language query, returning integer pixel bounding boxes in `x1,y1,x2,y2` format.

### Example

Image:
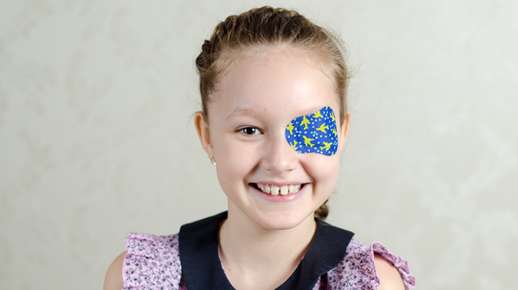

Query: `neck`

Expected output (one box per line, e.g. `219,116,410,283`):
218,205,317,277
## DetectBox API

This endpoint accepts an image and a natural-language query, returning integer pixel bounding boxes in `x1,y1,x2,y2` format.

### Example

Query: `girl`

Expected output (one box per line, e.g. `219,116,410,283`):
104,6,416,290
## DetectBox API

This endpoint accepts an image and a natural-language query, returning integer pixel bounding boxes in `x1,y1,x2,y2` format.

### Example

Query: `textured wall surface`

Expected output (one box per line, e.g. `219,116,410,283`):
1,1,516,289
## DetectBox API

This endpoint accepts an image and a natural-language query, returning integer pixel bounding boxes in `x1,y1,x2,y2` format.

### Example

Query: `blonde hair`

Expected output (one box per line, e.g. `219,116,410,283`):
195,6,350,220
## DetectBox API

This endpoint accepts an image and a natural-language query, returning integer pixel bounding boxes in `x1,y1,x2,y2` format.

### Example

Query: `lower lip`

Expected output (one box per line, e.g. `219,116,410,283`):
250,184,308,202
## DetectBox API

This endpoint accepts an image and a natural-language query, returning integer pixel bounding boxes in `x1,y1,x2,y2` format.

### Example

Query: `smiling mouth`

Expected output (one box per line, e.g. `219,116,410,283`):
248,183,310,196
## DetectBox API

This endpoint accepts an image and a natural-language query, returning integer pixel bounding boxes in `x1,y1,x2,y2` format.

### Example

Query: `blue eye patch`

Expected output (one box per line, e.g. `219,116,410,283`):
285,106,338,156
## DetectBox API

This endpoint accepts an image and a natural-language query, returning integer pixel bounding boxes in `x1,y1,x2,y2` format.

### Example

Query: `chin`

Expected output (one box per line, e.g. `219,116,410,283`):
253,209,313,231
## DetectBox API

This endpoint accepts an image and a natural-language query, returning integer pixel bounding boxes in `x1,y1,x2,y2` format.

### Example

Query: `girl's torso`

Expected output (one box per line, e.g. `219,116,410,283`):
121,211,415,290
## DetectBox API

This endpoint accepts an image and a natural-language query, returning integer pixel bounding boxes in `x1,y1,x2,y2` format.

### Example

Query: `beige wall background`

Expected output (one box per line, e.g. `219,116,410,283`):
1,0,516,289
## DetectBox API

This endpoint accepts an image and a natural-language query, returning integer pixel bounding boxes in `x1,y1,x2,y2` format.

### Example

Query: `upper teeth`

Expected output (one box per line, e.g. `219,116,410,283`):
256,183,302,196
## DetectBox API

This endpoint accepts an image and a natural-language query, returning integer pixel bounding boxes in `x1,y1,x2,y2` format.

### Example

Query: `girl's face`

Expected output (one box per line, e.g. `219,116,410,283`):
195,44,350,230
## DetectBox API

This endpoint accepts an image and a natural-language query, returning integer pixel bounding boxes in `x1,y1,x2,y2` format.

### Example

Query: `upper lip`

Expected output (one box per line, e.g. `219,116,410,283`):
250,181,310,186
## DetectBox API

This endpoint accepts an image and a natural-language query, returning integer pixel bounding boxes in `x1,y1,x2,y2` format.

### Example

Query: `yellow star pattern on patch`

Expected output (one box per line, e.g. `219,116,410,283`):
320,141,332,151
316,123,328,133
290,140,298,150
303,135,314,147
287,122,294,134
300,115,310,130
313,110,323,118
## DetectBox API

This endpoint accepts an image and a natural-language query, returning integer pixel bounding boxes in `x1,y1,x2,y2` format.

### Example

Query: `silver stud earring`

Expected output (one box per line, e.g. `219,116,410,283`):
209,156,216,166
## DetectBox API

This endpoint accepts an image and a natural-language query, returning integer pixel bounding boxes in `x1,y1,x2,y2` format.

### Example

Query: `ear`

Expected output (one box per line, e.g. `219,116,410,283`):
338,112,350,153
194,111,214,158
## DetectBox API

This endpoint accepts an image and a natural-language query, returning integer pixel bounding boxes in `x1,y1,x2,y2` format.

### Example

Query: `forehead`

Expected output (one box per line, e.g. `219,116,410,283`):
212,45,338,120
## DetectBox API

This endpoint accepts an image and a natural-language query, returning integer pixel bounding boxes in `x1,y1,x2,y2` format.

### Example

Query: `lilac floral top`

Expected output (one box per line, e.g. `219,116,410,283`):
122,211,415,289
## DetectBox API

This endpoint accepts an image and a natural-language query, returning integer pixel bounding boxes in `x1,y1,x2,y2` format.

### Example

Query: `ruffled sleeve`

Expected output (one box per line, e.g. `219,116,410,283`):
122,232,183,289
371,241,416,289
324,238,415,290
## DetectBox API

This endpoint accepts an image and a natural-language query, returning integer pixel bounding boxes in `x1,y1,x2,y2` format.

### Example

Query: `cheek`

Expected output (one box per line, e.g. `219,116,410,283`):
305,157,341,193
214,139,259,181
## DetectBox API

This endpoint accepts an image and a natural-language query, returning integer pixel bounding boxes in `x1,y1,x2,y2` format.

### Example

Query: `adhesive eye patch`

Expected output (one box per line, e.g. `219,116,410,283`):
285,106,339,156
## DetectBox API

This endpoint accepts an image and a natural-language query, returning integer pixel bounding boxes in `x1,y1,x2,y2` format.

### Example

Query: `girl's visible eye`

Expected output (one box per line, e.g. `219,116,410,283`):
237,126,262,136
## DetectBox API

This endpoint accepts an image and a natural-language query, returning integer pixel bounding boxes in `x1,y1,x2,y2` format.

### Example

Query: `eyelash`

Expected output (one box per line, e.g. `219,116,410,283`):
237,126,263,136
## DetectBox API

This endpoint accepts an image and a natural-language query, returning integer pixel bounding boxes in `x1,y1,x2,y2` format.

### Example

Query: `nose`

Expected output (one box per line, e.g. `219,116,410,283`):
261,131,298,174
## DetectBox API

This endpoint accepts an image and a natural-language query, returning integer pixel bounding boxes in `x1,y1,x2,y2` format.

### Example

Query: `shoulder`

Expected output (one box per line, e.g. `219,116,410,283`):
326,238,416,290
103,251,126,290
373,253,405,290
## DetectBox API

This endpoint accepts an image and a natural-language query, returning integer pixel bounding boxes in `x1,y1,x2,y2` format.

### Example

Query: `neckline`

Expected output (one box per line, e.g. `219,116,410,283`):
179,210,354,290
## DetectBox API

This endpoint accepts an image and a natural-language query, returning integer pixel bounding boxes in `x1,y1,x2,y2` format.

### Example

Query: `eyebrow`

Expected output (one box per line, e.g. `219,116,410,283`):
225,105,326,121
225,107,262,120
